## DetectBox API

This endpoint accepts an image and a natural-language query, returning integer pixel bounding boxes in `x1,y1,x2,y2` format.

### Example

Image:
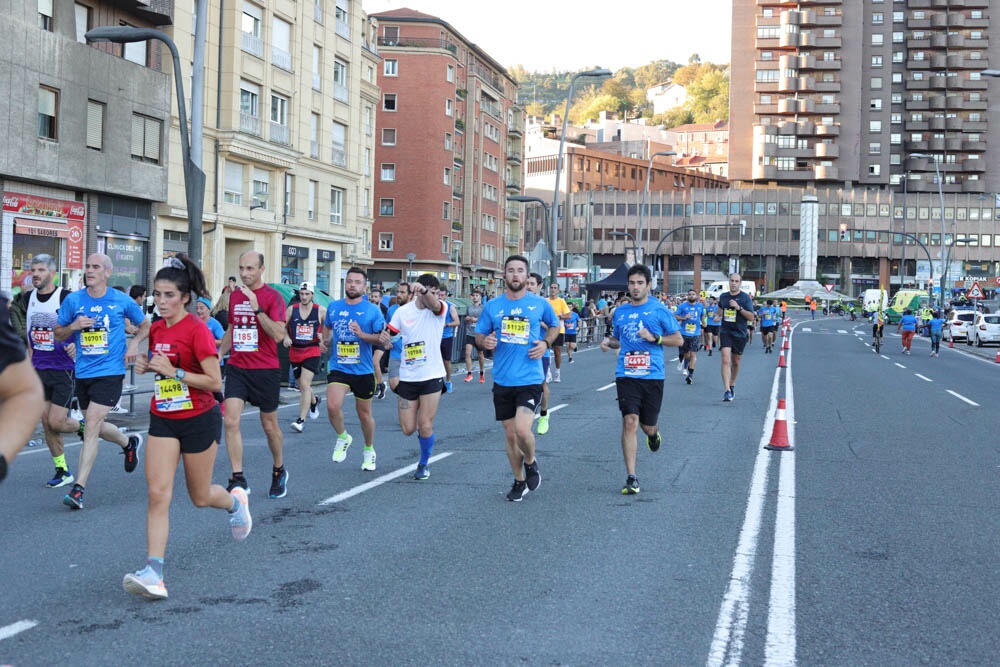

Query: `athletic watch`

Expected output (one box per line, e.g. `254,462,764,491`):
174,368,187,381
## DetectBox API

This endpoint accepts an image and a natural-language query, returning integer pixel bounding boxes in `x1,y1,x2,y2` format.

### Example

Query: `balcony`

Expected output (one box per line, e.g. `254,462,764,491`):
334,83,348,103
780,10,800,25
815,102,840,114
906,78,931,90
778,77,798,92
814,164,839,180
908,58,931,71
905,139,929,151
798,120,816,134
964,120,988,132
241,32,263,58
377,36,457,54
945,137,964,151
335,19,350,39
470,61,505,93
309,141,319,159
506,206,519,219
271,46,292,72
506,151,522,164
269,122,290,145
928,116,946,131
506,180,522,192
815,123,839,136
814,80,841,92
752,164,778,180
928,137,945,151
331,147,347,168
814,143,839,158
481,99,502,120
962,139,986,152
755,103,779,114
962,179,986,193
455,118,465,133
504,234,519,247
779,31,800,48
507,124,523,137
239,112,261,136
452,182,464,197
906,99,930,111
907,119,930,132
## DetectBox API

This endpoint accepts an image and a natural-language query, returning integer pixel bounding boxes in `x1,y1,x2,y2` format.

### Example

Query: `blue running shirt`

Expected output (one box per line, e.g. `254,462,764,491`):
57,288,145,379
674,301,704,338
612,300,680,380
475,293,558,386
324,299,385,375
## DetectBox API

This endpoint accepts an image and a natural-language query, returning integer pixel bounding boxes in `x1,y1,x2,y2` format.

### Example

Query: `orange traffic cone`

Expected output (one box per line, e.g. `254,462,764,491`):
782,337,790,351
994,349,1000,363
949,337,954,348
777,350,787,368
764,399,793,451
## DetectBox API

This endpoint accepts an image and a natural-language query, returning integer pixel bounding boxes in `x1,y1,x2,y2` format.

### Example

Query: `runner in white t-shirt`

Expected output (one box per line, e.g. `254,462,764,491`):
386,274,447,480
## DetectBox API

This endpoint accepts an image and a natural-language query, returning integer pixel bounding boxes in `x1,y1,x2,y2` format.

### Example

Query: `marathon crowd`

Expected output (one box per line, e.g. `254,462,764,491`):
0,249,773,602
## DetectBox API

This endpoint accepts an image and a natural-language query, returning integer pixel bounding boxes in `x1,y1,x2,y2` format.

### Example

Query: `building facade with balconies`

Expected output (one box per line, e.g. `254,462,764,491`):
154,0,379,297
369,8,521,294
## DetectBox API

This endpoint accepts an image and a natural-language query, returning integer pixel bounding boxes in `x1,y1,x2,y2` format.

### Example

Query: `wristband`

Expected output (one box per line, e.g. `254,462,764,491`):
656,335,662,345
544,339,551,349
253,308,262,315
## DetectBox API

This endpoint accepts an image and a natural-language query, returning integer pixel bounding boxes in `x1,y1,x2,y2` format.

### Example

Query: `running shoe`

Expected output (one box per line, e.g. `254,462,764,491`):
63,484,84,509
77,419,86,438
730,385,736,398
553,368,561,383
536,414,550,435
723,390,734,402
122,434,142,473
332,433,352,463
479,373,485,384
647,432,662,453
226,475,250,494
413,463,430,480
676,359,686,373
376,382,387,400
445,381,453,394
123,566,168,600
229,487,252,540
46,468,75,488
506,479,528,502
622,475,640,495
361,448,377,472
546,369,553,383
707,349,712,357
269,468,288,499
291,418,305,433
685,374,692,385
568,356,574,363
464,372,474,383
524,461,541,491
309,395,321,419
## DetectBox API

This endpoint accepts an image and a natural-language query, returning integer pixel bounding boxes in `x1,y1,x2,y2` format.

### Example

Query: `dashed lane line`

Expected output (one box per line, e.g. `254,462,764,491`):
318,452,454,505
946,390,980,407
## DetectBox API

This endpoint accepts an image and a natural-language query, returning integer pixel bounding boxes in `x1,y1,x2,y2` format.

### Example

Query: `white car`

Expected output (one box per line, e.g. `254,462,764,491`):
969,313,1000,347
942,310,975,341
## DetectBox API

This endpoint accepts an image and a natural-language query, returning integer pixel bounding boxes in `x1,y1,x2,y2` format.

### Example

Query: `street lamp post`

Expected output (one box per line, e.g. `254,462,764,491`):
406,252,416,281
452,240,463,296
637,150,677,264
648,220,746,291
911,153,948,309
550,68,612,286
507,195,551,283
86,27,206,265
899,172,909,289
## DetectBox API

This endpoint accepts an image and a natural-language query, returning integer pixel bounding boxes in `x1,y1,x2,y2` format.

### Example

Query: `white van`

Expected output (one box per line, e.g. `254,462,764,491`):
706,280,757,300
861,288,888,314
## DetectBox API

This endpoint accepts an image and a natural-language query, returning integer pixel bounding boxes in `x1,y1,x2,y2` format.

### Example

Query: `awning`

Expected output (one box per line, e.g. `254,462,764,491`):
15,217,69,238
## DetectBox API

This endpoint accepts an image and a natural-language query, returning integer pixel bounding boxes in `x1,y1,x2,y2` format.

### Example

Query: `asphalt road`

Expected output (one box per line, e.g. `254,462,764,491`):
1,313,996,666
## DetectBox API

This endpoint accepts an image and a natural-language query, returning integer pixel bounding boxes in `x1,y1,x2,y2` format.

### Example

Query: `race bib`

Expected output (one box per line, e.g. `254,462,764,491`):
30,326,55,352
723,308,737,323
684,322,697,334
233,324,258,352
295,323,315,342
154,376,194,412
403,341,427,367
500,316,530,345
80,327,109,355
623,351,651,377
337,341,361,364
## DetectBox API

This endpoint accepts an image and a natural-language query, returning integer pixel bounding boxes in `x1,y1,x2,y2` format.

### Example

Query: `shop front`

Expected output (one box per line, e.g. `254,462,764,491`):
281,244,309,286
2,191,86,295
96,196,152,292
315,248,336,296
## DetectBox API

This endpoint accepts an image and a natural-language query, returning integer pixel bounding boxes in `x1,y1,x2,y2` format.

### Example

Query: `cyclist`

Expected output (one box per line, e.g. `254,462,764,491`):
871,309,885,352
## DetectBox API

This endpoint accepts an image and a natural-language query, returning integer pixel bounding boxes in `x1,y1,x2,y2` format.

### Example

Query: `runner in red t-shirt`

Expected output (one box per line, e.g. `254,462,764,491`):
123,254,251,602
283,282,326,433
219,251,288,499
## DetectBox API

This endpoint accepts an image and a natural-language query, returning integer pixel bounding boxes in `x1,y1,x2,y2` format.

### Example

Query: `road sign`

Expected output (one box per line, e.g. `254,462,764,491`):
824,284,834,293
966,281,985,299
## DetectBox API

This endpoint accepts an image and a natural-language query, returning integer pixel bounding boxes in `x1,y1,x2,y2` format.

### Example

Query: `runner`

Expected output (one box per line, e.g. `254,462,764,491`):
386,274,447,480
323,267,386,471
0,293,45,483
897,308,918,355
195,297,225,408
547,283,572,382
55,253,147,510
25,254,81,487
600,264,682,494
711,273,756,402
476,256,559,502
284,282,326,433
439,296,460,393
527,273,553,435
564,303,581,363
759,299,779,353
673,289,704,385
122,255,251,601
218,251,288,499
369,286,389,400
463,290,486,383
703,296,719,356
385,282,411,393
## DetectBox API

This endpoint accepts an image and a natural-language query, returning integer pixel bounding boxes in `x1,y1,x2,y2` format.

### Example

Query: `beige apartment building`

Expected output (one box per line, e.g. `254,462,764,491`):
156,0,380,297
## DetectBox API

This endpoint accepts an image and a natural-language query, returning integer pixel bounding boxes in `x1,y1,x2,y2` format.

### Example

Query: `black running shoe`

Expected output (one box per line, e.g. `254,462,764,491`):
622,475,640,495
729,385,736,399
122,434,142,473
524,461,541,491
269,468,288,499
506,479,528,502
226,475,250,495
647,432,662,452
685,375,692,385
63,484,84,509
376,382,387,400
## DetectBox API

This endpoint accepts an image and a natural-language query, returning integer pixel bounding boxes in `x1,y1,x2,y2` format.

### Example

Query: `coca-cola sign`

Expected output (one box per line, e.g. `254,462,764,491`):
2,191,86,221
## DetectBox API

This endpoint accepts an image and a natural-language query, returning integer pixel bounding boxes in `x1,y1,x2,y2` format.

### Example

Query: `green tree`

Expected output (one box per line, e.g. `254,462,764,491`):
686,68,730,122
654,107,695,129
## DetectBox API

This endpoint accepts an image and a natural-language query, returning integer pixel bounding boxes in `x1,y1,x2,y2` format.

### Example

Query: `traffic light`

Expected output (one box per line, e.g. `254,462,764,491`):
839,223,849,241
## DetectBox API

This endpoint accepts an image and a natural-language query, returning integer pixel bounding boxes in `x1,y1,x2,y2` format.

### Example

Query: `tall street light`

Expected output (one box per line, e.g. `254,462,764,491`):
452,240,463,296
406,252,416,281
507,195,551,282
637,150,676,264
911,152,948,309
550,68,612,286
86,27,206,265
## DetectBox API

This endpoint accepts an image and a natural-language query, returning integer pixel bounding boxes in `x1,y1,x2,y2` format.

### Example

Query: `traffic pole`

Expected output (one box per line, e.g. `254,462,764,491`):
764,399,793,451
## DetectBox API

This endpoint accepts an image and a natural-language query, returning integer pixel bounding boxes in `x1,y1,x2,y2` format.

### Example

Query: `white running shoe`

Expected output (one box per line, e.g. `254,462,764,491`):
332,433,352,463
361,448,377,472
291,418,304,433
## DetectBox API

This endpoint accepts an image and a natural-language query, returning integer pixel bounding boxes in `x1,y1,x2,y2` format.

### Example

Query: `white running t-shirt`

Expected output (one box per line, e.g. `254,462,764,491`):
387,300,447,382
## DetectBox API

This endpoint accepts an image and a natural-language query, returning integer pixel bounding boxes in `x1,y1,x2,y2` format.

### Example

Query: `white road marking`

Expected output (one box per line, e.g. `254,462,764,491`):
894,363,906,369
597,382,616,392
801,328,812,332
837,329,847,334
915,374,933,382
533,403,568,420
0,620,38,642
880,355,890,360
946,390,980,407
318,452,454,505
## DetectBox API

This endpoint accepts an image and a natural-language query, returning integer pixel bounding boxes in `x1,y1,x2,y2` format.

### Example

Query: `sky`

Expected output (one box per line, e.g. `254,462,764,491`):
361,1,733,73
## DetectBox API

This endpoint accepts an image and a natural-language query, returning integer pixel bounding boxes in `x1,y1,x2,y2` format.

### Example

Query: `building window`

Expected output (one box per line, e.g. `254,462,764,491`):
130,113,161,163
330,187,344,225
331,121,347,167
74,3,91,43
870,99,882,110
122,28,147,65
871,55,883,67
382,128,396,145
270,93,289,144
445,98,453,116
447,64,454,82
444,133,452,150
872,12,884,25
379,233,394,251
384,59,398,76
869,120,882,132
443,167,451,185
39,0,53,30
309,113,320,158
272,17,292,70
308,180,316,220
364,147,371,177
870,77,883,90
241,2,263,56
868,164,881,176
252,168,269,209
869,143,881,155
239,81,260,135
86,100,104,150
379,198,395,216
871,34,884,46
380,163,396,181
312,45,322,90
335,0,349,38
333,59,348,102
285,173,294,216
442,237,450,254
443,201,450,220
224,161,243,205
383,93,397,111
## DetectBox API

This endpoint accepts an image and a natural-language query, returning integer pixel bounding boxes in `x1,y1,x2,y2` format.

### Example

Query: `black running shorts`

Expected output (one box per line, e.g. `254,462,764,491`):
75,374,124,410
327,369,376,400
615,377,664,426
149,405,222,454
492,383,543,422
225,366,281,412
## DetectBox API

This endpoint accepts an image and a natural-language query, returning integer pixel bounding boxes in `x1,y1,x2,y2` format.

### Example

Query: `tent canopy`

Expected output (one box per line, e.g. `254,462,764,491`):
760,280,853,301
585,263,631,297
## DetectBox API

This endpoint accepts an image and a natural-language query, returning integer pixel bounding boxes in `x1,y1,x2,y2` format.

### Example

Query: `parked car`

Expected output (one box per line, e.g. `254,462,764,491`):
942,310,975,341
968,312,1000,347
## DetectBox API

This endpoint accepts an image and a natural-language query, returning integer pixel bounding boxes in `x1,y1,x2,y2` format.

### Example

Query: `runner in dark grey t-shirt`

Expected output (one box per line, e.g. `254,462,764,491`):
712,273,756,402
463,290,486,383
